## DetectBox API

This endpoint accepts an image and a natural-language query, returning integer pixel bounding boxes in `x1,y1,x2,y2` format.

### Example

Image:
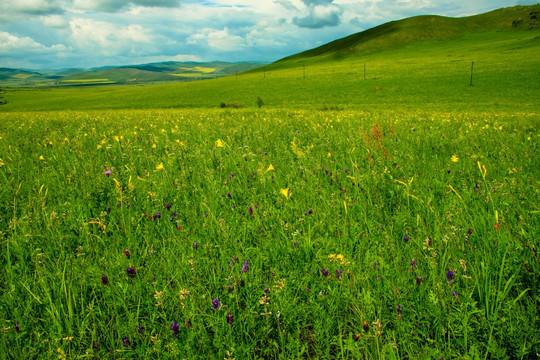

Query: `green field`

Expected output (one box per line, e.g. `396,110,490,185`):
0,5,539,359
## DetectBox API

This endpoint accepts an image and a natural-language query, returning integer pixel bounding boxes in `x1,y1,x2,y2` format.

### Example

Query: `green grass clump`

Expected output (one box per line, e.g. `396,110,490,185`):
0,108,538,359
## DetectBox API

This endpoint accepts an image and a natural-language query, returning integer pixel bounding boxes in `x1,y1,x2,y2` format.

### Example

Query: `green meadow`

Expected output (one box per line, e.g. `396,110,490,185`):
0,5,539,359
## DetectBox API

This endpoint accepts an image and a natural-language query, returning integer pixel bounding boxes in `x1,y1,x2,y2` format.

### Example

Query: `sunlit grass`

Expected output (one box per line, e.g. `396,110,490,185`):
0,108,537,359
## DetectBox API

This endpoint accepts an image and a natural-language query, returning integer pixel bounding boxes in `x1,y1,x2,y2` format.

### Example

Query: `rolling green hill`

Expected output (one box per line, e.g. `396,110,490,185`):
272,5,540,67
1,5,539,112
0,61,265,88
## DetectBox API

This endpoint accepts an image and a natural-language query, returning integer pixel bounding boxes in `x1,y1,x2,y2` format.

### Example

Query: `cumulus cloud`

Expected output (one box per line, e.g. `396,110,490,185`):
0,31,46,52
293,4,343,28
0,31,68,61
69,18,153,56
41,14,68,28
0,0,65,15
273,0,298,11
300,0,334,5
188,27,245,52
71,0,183,12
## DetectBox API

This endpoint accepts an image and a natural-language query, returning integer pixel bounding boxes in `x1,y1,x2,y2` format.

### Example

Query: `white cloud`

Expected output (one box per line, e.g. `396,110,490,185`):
293,4,344,28
1,0,64,15
0,31,67,53
71,0,183,12
188,27,245,52
69,18,153,56
0,31,44,51
41,14,68,28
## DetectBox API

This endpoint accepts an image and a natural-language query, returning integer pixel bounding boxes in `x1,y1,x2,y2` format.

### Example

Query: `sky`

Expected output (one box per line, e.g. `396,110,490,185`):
0,0,535,70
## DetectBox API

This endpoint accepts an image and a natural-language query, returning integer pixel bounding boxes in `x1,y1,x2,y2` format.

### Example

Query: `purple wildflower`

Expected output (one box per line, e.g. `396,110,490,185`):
308,209,313,214
212,298,220,311
447,270,454,282
123,249,131,257
171,322,179,336
127,267,136,279
403,236,409,242
293,241,298,247
107,206,111,213
193,242,198,250
416,275,422,285
249,206,253,215
166,203,171,211
227,192,232,199
397,304,403,314
92,343,99,352
264,286,269,294
241,260,249,273
173,211,177,216
411,259,416,267
335,269,342,279
137,326,145,335
104,170,111,176
226,313,234,324
322,269,329,277
122,337,131,347
467,228,473,235
373,262,377,269
14,322,19,333
156,212,161,218
428,237,432,246
101,274,108,285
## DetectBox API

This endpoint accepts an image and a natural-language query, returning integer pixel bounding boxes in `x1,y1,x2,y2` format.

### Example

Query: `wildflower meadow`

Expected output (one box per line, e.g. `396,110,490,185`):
0,108,538,359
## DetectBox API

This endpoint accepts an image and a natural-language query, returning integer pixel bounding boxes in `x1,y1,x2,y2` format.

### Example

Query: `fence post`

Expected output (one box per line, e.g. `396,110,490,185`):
364,62,366,80
470,61,474,86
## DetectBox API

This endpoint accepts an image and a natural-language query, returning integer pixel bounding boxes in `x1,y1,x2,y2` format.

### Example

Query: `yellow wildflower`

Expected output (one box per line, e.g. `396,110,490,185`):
152,144,157,149
215,139,224,147
39,155,45,160
266,164,275,172
451,155,459,163
156,163,165,171
280,188,289,199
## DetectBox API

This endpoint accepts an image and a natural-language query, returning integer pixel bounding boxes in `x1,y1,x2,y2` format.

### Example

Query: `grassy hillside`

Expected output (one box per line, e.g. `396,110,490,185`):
1,5,539,112
272,5,540,66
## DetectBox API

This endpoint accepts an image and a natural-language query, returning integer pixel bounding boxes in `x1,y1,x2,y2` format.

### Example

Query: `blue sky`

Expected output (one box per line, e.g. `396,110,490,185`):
0,0,534,69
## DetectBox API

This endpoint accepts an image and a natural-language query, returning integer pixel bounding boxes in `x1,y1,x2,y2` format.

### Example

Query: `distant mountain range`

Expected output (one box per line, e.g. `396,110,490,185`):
0,61,267,87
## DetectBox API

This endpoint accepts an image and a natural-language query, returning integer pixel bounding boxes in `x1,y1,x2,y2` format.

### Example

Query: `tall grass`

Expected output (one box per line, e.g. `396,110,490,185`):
0,108,538,359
